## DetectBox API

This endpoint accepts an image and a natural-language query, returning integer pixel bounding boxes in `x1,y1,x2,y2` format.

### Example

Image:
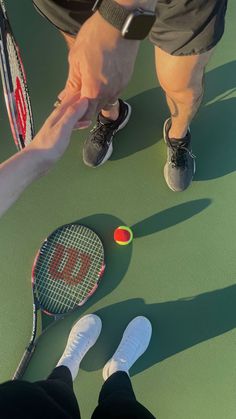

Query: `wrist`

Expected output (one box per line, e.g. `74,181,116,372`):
95,0,156,40
92,11,140,46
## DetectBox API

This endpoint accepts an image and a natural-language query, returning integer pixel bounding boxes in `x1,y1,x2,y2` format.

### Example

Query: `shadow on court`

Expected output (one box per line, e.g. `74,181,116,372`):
24,213,132,380
109,86,166,162
40,198,211,332
91,283,236,375
193,60,236,180
40,213,133,333
25,198,211,379
111,61,236,182
131,199,211,238
24,284,236,404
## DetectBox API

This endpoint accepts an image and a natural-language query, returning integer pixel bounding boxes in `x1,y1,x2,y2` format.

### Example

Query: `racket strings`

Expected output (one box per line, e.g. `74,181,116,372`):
36,258,98,312
6,33,34,145
36,245,98,310
34,225,104,314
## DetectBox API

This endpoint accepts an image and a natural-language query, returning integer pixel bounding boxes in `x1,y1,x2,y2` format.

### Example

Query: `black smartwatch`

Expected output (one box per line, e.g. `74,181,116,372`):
92,0,156,40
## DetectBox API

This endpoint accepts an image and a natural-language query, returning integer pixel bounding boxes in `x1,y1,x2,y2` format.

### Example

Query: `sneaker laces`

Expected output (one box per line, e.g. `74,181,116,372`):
90,119,115,146
115,335,142,363
63,333,90,359
169,141,195,168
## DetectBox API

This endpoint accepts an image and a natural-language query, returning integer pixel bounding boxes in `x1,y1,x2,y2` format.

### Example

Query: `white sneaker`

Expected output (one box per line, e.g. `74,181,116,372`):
57,314,102,380
103,316,152,381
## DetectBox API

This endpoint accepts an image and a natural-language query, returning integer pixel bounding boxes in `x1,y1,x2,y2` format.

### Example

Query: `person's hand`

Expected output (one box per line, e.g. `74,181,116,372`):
0,94,89,217
30,94,89,163
59,12,140,120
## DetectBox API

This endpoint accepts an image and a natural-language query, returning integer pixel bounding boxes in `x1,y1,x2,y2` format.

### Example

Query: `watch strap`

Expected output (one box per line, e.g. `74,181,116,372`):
98,0,130,30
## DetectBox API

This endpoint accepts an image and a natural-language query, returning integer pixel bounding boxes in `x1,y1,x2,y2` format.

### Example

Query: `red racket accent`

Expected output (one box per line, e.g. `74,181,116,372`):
49,243,92,285
14,76,26,139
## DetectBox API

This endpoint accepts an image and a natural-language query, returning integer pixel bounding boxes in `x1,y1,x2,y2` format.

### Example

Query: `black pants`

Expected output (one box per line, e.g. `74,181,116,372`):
37,366,156,418
0,367,155,418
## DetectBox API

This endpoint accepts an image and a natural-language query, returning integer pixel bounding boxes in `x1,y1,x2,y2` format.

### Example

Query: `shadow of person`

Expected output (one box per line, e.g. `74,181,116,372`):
40,213,133,332
193,96,236,180
83,284,236,375
203,60,236,104
24,199,211,379
109,86,166,161
42,199,210,328
110,61,236,182
25,214,132,380
192,60,236,180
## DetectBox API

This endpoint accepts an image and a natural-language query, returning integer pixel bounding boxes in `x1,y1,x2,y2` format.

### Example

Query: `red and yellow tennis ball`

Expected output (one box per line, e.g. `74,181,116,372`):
114,226,133,245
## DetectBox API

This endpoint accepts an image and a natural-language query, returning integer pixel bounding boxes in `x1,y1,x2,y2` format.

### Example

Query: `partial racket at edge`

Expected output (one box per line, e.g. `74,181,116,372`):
0,0,34,150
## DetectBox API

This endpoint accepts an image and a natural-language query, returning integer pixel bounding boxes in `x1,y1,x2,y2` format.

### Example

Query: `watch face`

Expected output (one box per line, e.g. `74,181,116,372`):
122,11,156,40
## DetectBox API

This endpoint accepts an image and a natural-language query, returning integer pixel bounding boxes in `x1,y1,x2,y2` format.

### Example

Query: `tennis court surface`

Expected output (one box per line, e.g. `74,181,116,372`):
0,1,235,418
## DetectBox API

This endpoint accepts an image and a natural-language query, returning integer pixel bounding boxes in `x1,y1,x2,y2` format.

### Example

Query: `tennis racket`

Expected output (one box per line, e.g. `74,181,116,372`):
0,0,34,150
13,223,105,380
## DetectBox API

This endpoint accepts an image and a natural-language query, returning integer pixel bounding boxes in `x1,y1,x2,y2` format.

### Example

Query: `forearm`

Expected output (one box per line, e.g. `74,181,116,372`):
0,147,50,217
0,96,88,218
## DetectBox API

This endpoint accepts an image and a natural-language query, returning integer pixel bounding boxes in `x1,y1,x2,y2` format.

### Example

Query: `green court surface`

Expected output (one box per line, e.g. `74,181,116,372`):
0,1,236,418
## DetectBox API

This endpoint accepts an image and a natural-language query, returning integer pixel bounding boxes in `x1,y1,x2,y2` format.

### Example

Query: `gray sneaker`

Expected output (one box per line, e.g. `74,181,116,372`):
163,118,196,192
83,99,131,167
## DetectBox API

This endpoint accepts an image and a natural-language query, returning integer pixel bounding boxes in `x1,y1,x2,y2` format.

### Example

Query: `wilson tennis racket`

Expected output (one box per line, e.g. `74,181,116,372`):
13,223,105,380
0,0,34,150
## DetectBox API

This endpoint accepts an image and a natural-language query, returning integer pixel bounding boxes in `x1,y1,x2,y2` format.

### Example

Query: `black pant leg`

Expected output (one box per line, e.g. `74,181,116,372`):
91,371,156,419
47,365,74,389
0,368,80,419
36,366,81,419
98,371,136,403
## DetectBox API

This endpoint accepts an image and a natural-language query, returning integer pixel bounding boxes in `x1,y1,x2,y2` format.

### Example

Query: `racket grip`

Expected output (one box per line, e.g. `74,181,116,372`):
12,344,36,380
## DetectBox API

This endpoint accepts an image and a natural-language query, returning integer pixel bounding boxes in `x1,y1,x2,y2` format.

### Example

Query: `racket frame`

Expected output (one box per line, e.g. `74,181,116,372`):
0,0,34,149
12,224,105,380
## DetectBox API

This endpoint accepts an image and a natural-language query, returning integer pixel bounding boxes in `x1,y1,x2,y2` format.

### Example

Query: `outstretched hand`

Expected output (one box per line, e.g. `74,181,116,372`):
59,12,140,120
0,94,89,217
31,94,89,162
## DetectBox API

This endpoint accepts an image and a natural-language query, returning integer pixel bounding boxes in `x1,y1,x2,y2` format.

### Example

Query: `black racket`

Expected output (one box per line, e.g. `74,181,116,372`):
13,223,105,380
0,0,34,150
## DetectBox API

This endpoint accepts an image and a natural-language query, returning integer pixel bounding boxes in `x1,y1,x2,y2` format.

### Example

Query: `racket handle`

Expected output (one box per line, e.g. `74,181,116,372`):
12,344,36,380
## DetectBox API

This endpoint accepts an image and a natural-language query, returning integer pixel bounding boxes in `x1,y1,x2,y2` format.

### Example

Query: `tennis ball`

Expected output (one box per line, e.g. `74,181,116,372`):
114,226,133,245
